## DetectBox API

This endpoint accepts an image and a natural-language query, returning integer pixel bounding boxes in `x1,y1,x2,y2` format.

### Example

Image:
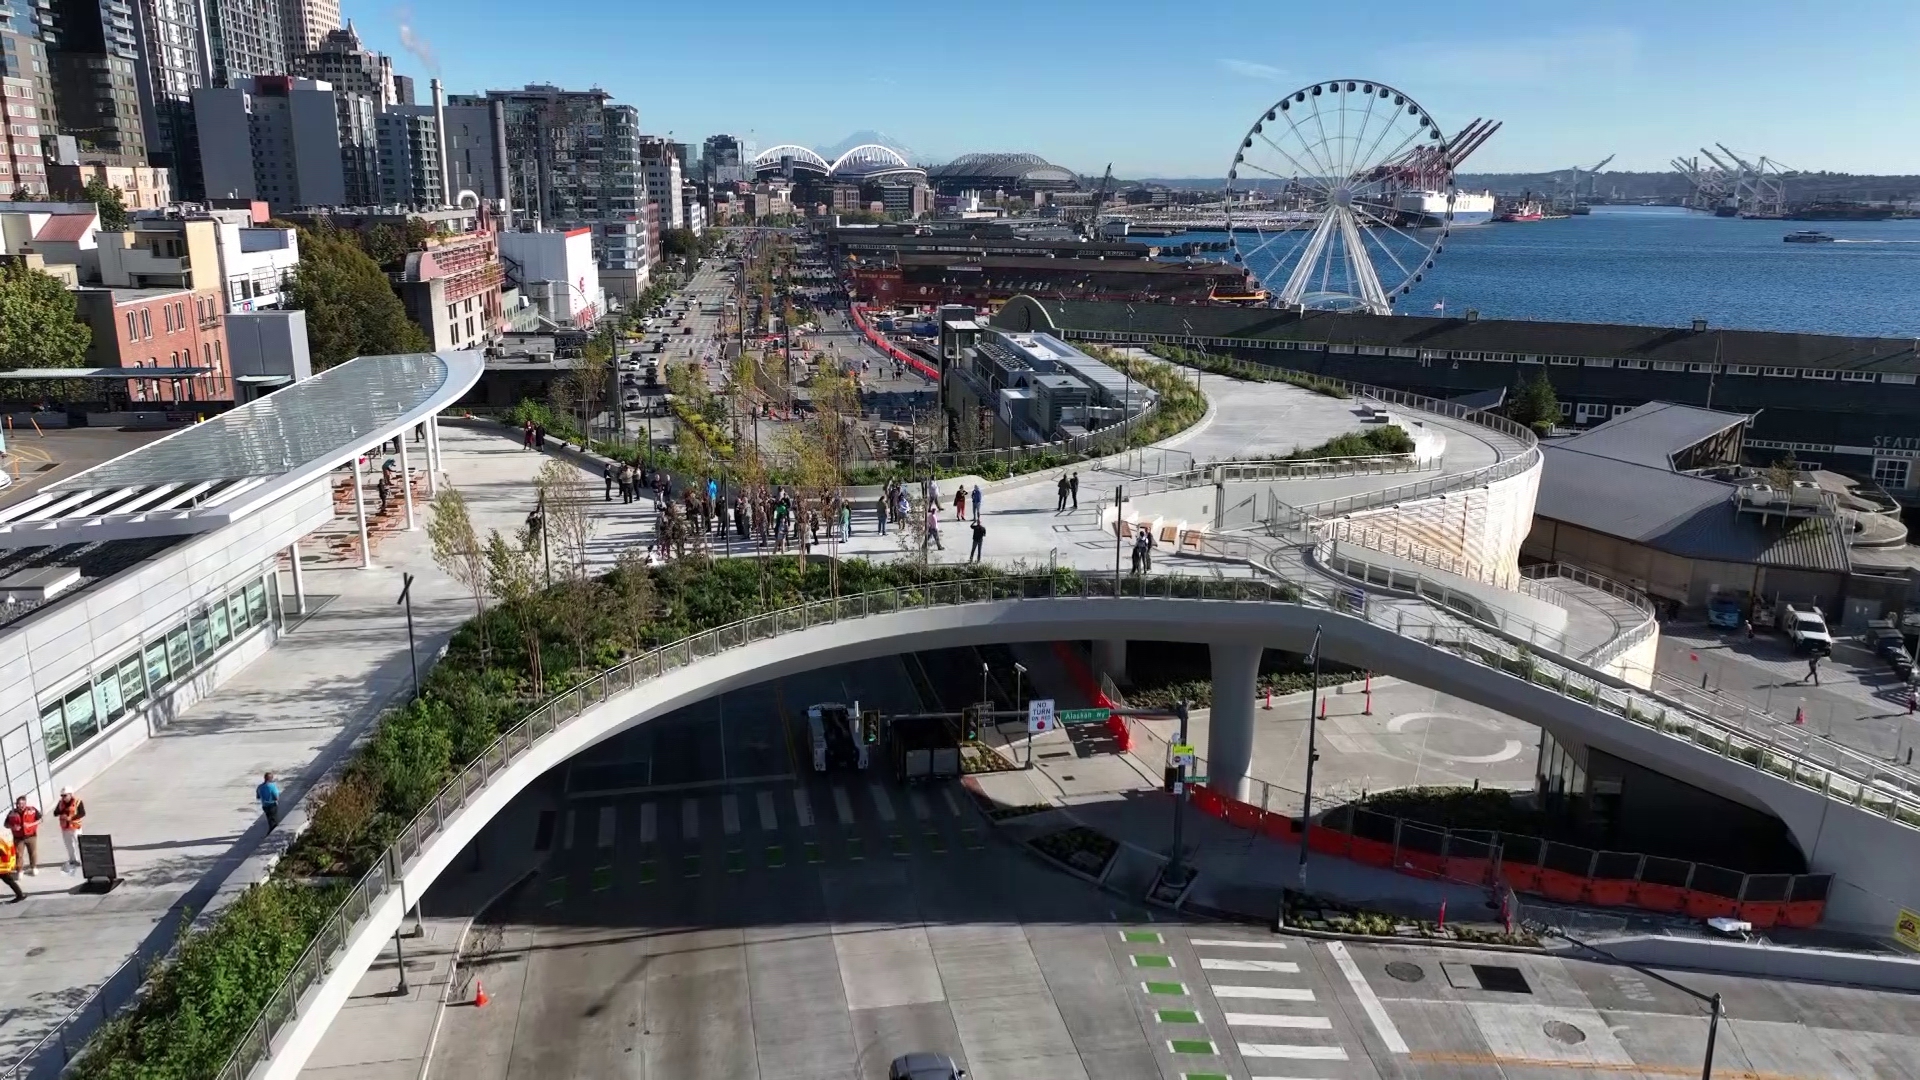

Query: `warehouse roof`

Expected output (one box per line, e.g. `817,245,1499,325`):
1552,401,1749,470
996,297,1920,375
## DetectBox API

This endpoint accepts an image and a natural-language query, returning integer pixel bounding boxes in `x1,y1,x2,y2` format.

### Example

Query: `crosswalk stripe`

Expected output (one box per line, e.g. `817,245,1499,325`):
870,783,896,822
833,786,855,825
793,787,814,827
909,791,931,820
1224,1014,1332,1030
757,791,778,830
1327,940,1408,1054
1211,987,1315,1002
1190,938,1287,949
638,802,657,845
942,787,962,816
681,799,700,840
1201,958,1299,973
721,793,741,835
596,805,615,848
1239,1044,1349,1061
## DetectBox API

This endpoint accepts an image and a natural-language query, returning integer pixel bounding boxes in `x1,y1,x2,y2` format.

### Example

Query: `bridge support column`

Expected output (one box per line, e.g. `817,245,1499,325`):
1094,639,1128,686
1208,642,1260,802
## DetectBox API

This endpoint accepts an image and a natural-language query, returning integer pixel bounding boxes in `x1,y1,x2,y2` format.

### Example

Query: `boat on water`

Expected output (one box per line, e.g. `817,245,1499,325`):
1784,230,1835,243
1391,189,1494,228
1496,199,1544,223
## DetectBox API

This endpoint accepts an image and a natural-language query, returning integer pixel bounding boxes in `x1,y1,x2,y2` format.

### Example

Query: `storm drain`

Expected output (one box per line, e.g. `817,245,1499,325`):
1543,1019,1587,1045
1384,961,1425,983
1472,965,1532,994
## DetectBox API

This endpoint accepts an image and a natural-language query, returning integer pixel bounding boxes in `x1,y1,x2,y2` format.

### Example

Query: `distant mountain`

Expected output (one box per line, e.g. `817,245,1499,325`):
816,131,920,165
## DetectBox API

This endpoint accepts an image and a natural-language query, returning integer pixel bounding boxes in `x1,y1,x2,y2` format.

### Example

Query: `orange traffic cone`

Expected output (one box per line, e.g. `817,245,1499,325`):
473,980,489,1008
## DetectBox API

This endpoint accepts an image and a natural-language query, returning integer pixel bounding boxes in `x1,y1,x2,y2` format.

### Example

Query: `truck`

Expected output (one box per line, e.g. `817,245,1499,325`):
1782,603,1833,655
1706,594,1745,631
807,702,868,773
888,714,961,784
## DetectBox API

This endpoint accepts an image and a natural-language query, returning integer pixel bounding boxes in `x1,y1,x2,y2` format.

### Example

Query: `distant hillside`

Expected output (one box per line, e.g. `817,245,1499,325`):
1128,171,1920,202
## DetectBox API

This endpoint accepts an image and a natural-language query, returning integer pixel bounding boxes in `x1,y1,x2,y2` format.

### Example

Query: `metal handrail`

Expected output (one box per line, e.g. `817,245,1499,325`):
207,567,1920,1080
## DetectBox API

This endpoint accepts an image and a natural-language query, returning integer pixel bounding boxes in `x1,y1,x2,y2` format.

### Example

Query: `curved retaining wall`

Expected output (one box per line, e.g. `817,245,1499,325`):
239,586,1920,1080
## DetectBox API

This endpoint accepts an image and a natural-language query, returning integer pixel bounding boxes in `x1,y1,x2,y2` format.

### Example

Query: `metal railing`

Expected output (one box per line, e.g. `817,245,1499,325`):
208,565,1920,1080
2,951,145,1080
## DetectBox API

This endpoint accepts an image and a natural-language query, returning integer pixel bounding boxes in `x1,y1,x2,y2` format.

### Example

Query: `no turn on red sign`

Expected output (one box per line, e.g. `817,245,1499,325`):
1027,699,1056,733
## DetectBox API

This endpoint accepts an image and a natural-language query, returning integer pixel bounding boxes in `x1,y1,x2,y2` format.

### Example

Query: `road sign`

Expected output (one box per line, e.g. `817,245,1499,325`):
1898,908,1920,951
1169,743,1196,768
1027,698,1057,734
1058,707,1110,725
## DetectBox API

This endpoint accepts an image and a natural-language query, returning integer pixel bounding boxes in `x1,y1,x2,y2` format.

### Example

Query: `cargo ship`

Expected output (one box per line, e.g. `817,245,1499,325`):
1391,189,1495,228
1788,203,1893,221
1496,198,1544,223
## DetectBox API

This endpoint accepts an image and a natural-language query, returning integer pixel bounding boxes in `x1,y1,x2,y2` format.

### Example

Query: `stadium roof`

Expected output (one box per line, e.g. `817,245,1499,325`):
927,152,1078,191
0,351,483,548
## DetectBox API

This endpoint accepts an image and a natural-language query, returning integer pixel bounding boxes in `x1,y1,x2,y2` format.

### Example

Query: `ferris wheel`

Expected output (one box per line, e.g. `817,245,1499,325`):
1225,80,1456,315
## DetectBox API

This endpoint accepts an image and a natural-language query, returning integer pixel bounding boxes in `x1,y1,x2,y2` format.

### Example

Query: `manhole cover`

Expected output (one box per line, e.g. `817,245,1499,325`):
1385,961,1425,982
1543,1020,1586,1045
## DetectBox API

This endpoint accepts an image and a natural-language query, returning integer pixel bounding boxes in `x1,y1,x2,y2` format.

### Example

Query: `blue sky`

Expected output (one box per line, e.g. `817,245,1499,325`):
346,0,1920,178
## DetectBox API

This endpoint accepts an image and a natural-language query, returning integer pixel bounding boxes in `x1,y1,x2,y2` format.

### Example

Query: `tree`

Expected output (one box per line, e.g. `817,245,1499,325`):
427,489,491,664
81,178,129,231
0,260,92,400
484,527,545,690
286,226,430,370
1511,371,1560,434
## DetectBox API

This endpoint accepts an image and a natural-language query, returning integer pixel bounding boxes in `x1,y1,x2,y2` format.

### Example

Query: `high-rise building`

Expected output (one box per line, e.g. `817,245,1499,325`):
441,97,501,206
0,7,57,138
375,103,440,206
275,0,335,59
292,23,391,108
702,133,742,184
130,0,211,195
193,75,344,209
391,72,412,105
334,85,376,204
455,84,644,289
48,0,145,160
638,135,681,233
0,76,46,196
205,0,284,88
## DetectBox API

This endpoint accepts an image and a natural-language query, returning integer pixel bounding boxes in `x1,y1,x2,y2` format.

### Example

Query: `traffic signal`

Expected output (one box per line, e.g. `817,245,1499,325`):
1174,700,1189,726
962,705,980,742
862,710,880,745
1164,765,1182,793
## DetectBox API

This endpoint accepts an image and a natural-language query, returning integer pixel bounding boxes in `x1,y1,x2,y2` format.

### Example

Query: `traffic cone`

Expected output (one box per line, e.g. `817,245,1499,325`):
1793,705,1805,726
473,980,489,1008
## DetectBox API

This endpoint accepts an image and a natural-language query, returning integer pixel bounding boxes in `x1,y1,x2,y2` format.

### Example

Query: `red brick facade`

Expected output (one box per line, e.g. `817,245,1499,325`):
75,287,233,403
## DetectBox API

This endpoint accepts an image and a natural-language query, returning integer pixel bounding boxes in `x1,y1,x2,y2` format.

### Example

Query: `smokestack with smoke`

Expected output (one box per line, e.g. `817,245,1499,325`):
394,6,440,76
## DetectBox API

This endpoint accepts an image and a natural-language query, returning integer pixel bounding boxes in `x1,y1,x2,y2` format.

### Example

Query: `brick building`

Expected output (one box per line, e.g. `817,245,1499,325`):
72,286,232,403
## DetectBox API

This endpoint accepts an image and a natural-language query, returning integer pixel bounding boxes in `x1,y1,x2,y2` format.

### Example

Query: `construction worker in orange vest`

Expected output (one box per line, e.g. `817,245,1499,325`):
0,832,22,902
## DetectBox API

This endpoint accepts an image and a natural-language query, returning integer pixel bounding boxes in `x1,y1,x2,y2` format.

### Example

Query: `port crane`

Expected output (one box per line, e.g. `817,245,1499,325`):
1553,155,1614,207
1672,154,1734,211
1078,163,1113,238
1713,144,1793,218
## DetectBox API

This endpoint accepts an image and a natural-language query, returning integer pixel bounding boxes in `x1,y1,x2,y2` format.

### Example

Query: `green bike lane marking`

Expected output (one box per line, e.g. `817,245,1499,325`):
591,863,614,892
1142,981,1186,996
637,860,657,885
890,833,911,857
765,844,786,868
1131,954,1174,969
681,854,700,879
1167,1038,1217,1056
1155,1008,1201,1024
803,841,823,864
1121,930,1163,943
726,849,746,874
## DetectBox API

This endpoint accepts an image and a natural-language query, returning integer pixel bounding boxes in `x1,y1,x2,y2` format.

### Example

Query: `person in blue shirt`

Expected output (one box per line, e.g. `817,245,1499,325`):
257,772,282,828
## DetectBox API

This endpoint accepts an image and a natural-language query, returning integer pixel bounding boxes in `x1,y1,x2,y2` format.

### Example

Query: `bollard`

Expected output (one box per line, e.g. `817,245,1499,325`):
1438,899,1447,929
1264,687,1272,711
1363,671,1373,716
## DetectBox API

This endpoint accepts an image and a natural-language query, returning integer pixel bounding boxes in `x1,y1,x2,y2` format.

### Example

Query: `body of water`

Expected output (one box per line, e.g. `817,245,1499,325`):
1160,206,1920,338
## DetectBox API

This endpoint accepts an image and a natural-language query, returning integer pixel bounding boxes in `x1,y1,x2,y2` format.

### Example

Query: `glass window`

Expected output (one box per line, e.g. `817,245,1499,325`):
167,624,193,678
190,611,213,660
247,579,268,625
210,602,231,648
95,667,125,722
145,638,172,688
228,591,250,634
119,653,147,709
40,701,69,760
64,685,98,746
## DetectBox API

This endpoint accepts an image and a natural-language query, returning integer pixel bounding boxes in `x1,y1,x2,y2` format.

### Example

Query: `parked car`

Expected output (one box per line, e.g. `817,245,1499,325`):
889,1053,965,1080
1868,621,1914,680
1783,604,1834,655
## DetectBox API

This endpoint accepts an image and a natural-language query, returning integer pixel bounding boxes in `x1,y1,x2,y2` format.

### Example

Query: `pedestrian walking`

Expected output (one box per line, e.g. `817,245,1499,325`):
6,796,40,876
1056,475,1069,512
0,832,21,902
1743,618,1754,642
1805,655,1822,686
603,462,615,501
1143,525,1156,570
876,492,889,534
257,772,282,829
925,505,943,550
954,487,966,521
969,519,986,563
53,788,83,872
1069,472,1079,509
1131,530,1148,574
534,425,547,450
522,420,535,450
970,484,982,522
839,500,852,540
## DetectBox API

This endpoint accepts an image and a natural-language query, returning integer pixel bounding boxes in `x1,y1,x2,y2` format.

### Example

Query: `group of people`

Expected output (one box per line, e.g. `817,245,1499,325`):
1,790,87,901
520,420,549,451
642,479,870,561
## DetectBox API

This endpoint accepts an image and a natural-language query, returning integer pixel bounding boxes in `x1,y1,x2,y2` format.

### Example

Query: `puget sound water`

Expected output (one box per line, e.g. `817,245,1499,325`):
1159,206,1920,339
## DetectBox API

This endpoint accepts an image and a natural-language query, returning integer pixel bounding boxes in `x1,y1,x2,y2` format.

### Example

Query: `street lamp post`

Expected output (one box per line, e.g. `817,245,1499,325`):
397,572,419,701
1295,625,1325,890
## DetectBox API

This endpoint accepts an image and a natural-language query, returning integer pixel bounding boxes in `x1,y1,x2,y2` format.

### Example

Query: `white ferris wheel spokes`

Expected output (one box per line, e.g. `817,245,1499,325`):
1225,80,1455,315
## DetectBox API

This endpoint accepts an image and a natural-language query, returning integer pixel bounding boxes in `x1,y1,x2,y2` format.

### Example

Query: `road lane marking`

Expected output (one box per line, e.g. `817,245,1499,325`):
639,802,656,844
596,806,616,848
1326,940,1408,1054
869,783,895,821
1212,986,1316,1001
1132,954,1175,969
1142,981,1186,996
833,785,854,825
1225,1014,1333,1030
1168,1039,1217,1055
721,793,741,834
909,791,931,820
942,788,962,816
1190,938,1287,949
681,799,700,840
1200,958,1299,973
1240,1044,1349,1061
757,790,778,830
793,787,814,827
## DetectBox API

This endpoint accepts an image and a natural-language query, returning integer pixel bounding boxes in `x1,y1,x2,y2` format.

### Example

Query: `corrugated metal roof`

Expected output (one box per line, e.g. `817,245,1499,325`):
1555,402,1750,469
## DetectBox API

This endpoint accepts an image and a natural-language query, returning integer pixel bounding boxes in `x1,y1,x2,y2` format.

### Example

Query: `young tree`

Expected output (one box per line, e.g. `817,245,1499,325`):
609,547,656,651
426,488,491,664
484,528,545,691
287,226,430,369
80,178,129,231
0,260,92,400
1511,371,1560,434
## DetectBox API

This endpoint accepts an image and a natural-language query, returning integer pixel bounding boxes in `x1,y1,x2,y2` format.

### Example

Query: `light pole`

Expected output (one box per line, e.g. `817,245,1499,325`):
396,572,419,701
1013,662,1030,766
1113,484,1125,589
1164,699,1192,887
1295,625,1325,889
